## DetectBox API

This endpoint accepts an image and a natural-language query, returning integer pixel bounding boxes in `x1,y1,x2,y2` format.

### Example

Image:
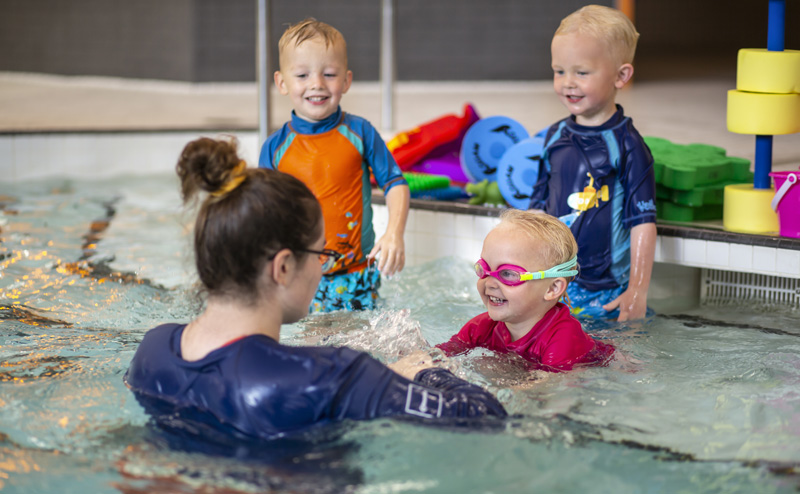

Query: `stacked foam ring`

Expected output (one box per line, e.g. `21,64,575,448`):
727,48,800,135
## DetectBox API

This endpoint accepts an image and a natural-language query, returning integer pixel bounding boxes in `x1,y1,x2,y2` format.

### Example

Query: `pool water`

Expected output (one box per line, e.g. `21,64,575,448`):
1,175,800,493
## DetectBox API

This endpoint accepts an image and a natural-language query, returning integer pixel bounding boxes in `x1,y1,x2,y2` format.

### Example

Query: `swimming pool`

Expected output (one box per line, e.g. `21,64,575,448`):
2,175,800,493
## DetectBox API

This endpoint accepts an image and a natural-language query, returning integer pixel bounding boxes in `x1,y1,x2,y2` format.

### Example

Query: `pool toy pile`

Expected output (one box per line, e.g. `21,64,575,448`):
388,107,757,225
388,104,543,208
646,136,753,222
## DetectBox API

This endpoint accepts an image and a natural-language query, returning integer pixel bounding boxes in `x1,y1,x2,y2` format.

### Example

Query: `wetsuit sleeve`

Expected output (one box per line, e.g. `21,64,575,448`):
619,129,657,228
359,119,407,193
332,352,507,420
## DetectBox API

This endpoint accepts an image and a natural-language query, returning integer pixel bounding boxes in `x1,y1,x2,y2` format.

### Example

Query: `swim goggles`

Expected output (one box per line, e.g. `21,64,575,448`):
474,256,579,287
299,248,342,273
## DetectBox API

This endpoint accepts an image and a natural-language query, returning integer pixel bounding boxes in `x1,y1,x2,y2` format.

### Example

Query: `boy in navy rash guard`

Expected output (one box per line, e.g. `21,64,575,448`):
125,137,505,443
529,5,657,322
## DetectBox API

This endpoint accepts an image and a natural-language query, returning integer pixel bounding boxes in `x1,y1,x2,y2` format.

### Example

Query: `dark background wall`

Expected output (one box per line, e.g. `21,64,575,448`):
0,0,796,82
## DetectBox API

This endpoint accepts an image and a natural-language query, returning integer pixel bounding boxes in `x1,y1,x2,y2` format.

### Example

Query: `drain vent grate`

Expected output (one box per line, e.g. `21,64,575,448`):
701,268,800,308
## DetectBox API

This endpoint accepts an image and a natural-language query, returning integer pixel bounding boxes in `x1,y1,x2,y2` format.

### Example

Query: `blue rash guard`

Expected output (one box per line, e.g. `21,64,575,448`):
529,105,657,291
124,324,507,441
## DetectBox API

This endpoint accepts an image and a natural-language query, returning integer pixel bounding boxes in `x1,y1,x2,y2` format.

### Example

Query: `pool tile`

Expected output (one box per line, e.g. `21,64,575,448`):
473,216,499,240
434,233,456,259
414,232,435,257
415,210,438,234
683,239,706,265
372,205,389,238
729,244,753,271
454,213,475,241
753,246,777,274
776,249,800,277
454,238,481,263
435,212,456,236
13,135,59,179
705,241,730,268
0,137,15,180
404,208,417,233
659,236,682,263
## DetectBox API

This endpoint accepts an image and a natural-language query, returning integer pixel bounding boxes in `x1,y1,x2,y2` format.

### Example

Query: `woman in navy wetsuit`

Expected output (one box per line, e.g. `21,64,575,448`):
124,137,506,442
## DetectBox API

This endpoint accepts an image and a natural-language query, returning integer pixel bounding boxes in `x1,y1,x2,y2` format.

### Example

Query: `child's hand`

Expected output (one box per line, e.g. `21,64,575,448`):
388,350,434,380
603,287,647,321
368,232,405,277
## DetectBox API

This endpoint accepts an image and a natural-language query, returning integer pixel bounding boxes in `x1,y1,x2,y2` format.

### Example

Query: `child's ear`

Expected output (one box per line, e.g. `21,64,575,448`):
615,63,634,89
544,278,568,302
342,70,353,94
274,71,289,95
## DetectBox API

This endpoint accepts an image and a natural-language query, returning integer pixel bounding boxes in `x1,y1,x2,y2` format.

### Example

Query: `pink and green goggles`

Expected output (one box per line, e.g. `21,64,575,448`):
474,256,578,287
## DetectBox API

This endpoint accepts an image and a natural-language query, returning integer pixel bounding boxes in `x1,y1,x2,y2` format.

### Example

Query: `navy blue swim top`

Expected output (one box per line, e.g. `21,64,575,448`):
125,323,507,441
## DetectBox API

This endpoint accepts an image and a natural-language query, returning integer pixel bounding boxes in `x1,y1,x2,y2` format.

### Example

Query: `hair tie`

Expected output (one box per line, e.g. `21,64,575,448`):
211,160,248,198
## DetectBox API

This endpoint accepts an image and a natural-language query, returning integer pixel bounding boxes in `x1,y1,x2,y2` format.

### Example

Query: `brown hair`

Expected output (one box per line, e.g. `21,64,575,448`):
555,4,639,65
176,137,322,302
278,18,348,67
498,209,578,278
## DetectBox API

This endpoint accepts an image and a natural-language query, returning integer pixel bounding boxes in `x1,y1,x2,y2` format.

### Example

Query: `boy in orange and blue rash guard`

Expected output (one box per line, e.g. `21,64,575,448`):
259,18,410,312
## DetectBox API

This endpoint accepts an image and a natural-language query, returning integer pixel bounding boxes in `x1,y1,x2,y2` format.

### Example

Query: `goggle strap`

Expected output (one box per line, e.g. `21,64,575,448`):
541,255,579,279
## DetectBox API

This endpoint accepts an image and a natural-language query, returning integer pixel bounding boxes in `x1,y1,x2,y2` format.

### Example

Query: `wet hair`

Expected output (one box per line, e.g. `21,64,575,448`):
176,136,322,302
554,4,639,65
498,209,578,278
278,18,348,67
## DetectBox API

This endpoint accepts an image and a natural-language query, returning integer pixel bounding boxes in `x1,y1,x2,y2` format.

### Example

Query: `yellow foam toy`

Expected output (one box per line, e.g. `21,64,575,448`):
723,183,779,234
737,48,800,94
727,90,800,135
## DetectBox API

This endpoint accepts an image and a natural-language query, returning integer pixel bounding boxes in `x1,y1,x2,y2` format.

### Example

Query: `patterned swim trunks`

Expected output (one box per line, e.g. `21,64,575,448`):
567,283,655,320
310,263,381,313
566,283,625,319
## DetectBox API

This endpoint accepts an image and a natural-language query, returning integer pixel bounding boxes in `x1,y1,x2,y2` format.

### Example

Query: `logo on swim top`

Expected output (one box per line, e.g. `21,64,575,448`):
405,383,443,418
637,199,656,212
567,172,609,214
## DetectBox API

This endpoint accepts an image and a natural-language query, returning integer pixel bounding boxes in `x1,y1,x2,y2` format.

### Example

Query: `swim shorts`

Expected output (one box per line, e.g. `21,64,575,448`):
567,283,625,319
311,264,381,313
567,283,655,320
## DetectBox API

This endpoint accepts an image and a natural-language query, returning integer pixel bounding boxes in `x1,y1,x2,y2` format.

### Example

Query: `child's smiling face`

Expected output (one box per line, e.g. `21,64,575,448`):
276,37,352,123
478,224,559,337
550,32,631,127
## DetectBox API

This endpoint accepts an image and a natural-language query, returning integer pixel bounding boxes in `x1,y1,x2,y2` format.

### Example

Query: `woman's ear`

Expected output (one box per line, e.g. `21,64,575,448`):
270,248,296,286
544,278,568,302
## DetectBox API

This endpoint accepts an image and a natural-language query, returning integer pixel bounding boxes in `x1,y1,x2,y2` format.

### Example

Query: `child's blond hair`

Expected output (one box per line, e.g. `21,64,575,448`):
278,18,348,67
498,209,578,278
554,5,639,66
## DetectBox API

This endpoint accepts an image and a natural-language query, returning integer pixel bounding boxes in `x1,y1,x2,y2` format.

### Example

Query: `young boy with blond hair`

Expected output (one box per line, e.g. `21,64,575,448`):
529,5,657,322
437,210,614,372
259,18,410,313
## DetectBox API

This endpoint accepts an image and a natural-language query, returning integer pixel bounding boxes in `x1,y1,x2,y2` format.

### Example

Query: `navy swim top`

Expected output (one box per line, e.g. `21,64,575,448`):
124,323,507,440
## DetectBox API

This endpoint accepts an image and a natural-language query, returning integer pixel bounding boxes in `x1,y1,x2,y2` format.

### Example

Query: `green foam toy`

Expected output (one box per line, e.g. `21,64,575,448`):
466,179,506,206
645,136,753,191
403,172,451,194
657,200,723,222
655,179,746,207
